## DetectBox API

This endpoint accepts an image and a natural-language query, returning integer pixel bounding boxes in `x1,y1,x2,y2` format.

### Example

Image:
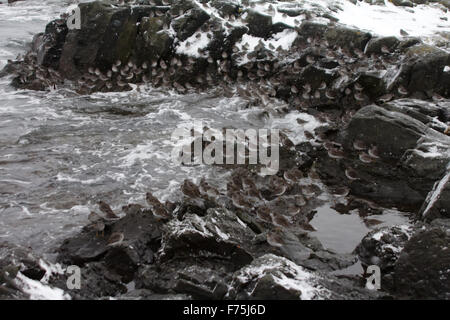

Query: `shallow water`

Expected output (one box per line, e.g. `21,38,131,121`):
310,206,411,254
0,0,411,259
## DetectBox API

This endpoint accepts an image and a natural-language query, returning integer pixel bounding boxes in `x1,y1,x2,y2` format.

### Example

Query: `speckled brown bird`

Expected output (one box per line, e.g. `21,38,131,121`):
98,201,119,220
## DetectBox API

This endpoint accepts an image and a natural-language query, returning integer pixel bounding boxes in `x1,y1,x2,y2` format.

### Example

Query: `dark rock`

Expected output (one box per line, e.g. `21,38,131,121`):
227,254,330,300
296,21,371,51
50,261,127,299
0,242,69,299
58,207,162,277
317,99,450,210
59,1,120,78
324,24,372,51
391,0,414,7
0,242,46,282
355,71,387,100
345,104,429,159
135,17,174,63
158,209,254,268
393,225,450,299
210,0,241,17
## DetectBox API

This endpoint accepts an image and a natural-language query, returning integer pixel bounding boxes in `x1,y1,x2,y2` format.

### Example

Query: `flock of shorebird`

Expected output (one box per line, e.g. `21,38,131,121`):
14,0,444,111
85,121,388,249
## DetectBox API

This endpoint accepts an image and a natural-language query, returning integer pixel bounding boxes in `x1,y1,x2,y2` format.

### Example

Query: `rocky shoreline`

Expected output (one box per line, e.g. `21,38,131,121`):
0,0,449,300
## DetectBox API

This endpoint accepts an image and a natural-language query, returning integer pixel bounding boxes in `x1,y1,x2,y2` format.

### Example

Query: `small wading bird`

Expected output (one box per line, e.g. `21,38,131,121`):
107,232,124,247
88,211,105,237
266,229,285,248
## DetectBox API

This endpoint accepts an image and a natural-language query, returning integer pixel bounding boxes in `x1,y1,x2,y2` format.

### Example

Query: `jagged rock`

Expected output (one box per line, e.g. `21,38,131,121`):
0,242,70,300
355,225,417,292
227,254,382,300
419,166,450,221
135,16,174,63
395,44,450,97
135,259,228,299
325,25,372,51
345,104,429,159
317,98,450,210
133,208,255,299
35,20,68,69
158,208,254,267
227,254,332,300
393,224,450,299
365,36,400,55
296,21,372,51
355,71,388,100
355,225,413,272
49,261,126,299
0,242,47,283
210,0,241,17
58,206,162,281
59,1,120,78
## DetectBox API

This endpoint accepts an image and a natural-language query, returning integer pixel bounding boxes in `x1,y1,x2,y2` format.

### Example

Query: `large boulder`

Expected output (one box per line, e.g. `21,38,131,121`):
317,99,450,211
227,254,331,300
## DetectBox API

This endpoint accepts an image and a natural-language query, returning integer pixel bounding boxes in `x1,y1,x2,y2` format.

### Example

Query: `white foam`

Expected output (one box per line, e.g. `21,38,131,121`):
176,31,211,58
